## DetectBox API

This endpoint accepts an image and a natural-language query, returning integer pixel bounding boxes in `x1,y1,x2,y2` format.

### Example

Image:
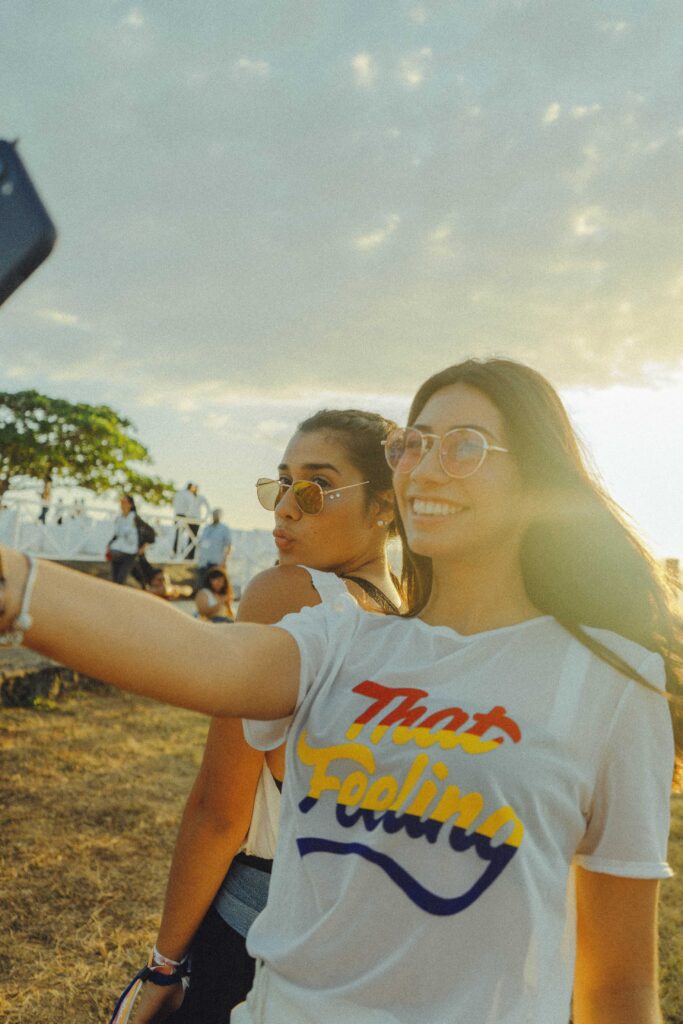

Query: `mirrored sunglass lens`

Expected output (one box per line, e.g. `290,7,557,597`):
442,430,485,476
292,480,323,514
256,479,281,510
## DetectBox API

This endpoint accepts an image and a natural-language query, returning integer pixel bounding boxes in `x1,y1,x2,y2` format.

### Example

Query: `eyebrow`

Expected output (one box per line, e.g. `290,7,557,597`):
277,462,341,474
412,422,498,440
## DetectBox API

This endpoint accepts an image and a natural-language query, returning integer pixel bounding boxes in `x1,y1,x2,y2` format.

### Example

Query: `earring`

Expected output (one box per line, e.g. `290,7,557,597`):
377,519,385,526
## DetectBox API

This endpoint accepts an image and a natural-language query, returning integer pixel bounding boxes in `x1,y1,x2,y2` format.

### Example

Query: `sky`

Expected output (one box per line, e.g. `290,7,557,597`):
1,1,681,555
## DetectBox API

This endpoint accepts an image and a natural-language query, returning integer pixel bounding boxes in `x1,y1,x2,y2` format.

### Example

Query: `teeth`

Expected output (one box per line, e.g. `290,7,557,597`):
412,499,461,516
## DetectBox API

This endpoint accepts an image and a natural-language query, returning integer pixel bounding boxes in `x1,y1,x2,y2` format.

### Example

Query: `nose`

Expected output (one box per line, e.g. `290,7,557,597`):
409,435,448,482
275,485,302,520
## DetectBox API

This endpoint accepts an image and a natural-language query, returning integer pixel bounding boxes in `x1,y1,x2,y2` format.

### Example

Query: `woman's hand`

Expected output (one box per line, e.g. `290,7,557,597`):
129,979,185,1023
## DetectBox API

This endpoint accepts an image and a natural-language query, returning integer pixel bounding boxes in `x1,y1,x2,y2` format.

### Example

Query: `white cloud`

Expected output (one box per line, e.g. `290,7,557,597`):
570,103,601,119
351,52,377,87
351,214,400,252
36,309,81,327
121,8,145,29
204,412,230,430
409,6,429,25
597,19,629,35
398,47,432,88
542,102,561,125
255,418,290,441
233,58,270,79
572,206,606,238
426,223,455,259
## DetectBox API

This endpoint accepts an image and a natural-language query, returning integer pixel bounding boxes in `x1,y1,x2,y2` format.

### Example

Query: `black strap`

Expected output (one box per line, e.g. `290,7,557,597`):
234,852,274,873
343,576,400,615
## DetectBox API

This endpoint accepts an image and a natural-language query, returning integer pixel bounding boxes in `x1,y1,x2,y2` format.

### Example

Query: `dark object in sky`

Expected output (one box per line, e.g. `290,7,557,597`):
0,140,56,307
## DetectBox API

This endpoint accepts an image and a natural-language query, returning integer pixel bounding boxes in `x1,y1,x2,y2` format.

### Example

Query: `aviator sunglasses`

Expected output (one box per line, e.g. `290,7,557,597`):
256,477,370,516
383,426,510,479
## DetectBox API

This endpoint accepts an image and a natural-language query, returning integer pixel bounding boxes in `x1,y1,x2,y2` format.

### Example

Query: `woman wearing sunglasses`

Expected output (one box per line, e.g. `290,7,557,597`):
118,408,401,1023
1,359,679,1024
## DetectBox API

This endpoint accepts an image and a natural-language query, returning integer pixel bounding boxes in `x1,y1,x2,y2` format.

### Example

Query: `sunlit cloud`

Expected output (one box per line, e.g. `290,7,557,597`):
121,7,145,29
204,412,230,430
570,103,601,119
351,52,377,87
398,47,432,88
255,418,290,441
409,5,429,24
426,223,455,259
542,102,561,124
233,57,270,79
36,309,82,327
597,19,629,35
351,214,400,251
572,206,605,238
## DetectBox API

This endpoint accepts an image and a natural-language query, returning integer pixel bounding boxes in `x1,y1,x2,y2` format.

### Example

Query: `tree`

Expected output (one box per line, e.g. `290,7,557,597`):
0,390,175,504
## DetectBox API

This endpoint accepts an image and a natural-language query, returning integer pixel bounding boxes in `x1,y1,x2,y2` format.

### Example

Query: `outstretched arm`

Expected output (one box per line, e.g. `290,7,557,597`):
573,867,662,1024
0,548,300,720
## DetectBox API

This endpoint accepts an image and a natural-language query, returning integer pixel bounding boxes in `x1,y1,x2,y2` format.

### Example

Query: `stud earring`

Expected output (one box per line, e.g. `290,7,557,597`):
377,519,385,526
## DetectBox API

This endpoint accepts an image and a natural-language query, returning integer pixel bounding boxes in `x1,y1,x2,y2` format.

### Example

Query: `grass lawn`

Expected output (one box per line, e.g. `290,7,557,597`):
1,686,681,1023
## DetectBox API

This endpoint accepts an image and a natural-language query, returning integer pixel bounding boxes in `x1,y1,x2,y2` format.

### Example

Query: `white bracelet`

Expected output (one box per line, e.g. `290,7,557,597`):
0,555,37,648
152,944,186,969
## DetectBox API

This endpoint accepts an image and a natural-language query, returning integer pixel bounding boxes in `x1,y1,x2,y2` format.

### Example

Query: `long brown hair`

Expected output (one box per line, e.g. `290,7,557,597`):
397,358,682,783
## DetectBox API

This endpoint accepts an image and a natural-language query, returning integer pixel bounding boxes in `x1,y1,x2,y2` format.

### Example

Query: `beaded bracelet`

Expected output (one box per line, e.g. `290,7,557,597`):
0,552,37,647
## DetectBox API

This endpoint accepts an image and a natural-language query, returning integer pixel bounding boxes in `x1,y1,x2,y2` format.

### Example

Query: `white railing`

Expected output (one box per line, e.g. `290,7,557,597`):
0,492,277,593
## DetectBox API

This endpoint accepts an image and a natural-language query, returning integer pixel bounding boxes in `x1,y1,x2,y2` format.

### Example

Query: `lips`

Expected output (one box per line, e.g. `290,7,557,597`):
273,528,296,550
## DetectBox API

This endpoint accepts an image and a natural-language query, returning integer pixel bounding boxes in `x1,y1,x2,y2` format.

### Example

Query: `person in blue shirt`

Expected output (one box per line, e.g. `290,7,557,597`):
196,509,233,590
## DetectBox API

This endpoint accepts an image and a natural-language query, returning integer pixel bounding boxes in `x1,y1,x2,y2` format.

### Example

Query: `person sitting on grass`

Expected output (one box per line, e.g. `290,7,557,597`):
194,567,235,623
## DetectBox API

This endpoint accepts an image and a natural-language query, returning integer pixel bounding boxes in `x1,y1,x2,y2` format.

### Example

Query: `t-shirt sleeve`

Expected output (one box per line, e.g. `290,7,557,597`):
242,601,355,751
575,652,674,878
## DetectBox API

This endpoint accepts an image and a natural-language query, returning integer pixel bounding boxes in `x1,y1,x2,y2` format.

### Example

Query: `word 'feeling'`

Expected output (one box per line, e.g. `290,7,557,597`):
295,683,525,915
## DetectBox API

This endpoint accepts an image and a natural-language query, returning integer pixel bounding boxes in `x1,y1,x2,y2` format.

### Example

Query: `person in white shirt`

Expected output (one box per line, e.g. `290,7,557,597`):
173,483,196,557
106,494,141,585
0,358,680,1024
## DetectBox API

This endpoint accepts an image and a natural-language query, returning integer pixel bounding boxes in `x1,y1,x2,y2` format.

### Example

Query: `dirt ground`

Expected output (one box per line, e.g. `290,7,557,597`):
1,685,681,1023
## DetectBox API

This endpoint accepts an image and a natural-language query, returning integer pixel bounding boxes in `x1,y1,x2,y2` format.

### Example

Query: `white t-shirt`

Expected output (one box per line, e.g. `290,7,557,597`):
110,512,139,555
234,600,673,1024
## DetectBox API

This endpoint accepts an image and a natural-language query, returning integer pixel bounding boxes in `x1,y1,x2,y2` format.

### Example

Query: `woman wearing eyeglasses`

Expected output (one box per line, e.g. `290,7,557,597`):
117,408,401,1024
0,359,679,1024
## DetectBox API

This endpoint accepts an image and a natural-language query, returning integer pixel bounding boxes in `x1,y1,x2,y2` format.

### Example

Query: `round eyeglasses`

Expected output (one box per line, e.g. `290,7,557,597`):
382,427,510,479
256,477,369,516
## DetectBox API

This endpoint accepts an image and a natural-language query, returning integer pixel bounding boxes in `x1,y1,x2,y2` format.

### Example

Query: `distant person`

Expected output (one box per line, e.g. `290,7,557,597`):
172,483,195,557
106,494,141,585
194,567,234,623
37,474,52,524
146,569,192,601
53,498,65,525
196,508,233,589
186,484,210,561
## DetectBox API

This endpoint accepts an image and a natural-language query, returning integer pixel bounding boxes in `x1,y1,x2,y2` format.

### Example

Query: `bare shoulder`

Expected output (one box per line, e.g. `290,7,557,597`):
236,565,322,625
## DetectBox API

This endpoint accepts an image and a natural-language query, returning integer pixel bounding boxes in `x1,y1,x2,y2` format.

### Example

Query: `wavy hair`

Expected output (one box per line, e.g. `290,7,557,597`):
397,358,682,785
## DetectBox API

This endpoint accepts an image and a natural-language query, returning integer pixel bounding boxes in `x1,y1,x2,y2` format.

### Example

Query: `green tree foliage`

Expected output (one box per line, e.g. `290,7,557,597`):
0,390,174,503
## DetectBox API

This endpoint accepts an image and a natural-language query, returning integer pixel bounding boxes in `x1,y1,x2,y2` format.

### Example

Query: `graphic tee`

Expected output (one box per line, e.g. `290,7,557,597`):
234,600,673,1024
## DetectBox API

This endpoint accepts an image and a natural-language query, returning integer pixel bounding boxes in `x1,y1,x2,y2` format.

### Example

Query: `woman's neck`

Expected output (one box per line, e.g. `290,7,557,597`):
421,552,541,636
337,550,401,607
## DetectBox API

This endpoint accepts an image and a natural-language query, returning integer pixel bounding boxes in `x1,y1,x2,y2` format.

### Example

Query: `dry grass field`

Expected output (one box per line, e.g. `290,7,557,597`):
1,684,682,1023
